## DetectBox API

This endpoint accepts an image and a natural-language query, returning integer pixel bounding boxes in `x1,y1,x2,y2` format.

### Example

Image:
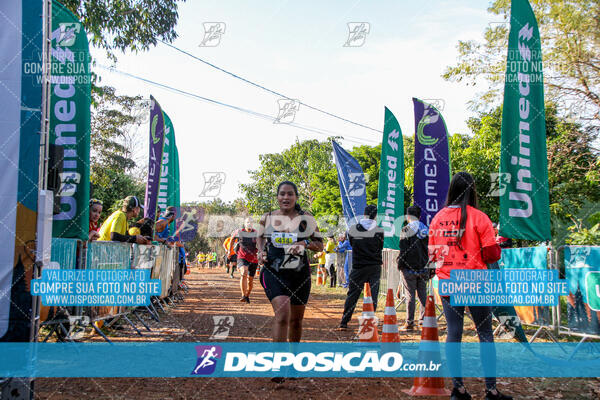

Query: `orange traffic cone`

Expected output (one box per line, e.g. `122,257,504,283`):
381,288,400,342
403,295,450,396
358,282,379,342
316,267,323,285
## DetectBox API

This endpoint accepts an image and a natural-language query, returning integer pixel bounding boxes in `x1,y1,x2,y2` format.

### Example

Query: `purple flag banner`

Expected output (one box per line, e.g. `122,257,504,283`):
144,95,166,220
412,98,451,226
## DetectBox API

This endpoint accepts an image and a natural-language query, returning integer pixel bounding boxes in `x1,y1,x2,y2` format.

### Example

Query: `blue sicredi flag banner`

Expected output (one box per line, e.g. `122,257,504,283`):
332,141,367,226
412,98,451,226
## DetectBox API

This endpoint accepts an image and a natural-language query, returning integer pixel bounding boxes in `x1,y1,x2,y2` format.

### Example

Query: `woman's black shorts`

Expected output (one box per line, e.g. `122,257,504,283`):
227,254,237,263
259,265,311,305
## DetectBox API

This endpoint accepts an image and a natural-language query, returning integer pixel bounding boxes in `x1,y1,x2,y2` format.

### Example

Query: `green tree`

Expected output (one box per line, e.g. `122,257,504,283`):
61,0,183,61
90,86,148,218
240,139,335,214
90,168,145,216
443,0,600,125
565,207,600,245
452,105,600,241
90,86,147,172
181,199,249,260
60,0,185,219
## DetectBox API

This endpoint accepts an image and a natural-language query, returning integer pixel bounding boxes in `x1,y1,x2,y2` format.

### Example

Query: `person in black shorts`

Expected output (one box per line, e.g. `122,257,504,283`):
235,218,259,303
223,232,238,278
256,181,323,343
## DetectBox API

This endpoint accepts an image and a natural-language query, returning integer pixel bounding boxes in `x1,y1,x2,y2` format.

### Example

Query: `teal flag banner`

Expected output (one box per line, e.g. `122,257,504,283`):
499,0,551,241
377,107,404,250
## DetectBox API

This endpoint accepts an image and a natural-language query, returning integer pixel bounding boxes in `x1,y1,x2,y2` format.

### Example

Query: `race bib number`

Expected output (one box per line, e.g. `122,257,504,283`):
271,232,297,248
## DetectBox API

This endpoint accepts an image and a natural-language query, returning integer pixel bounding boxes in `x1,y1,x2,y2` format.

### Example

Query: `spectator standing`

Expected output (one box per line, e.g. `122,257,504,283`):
338,205,384,330
397,205,432,331
324,236,337,288
88,199,103,241
429,172,511,400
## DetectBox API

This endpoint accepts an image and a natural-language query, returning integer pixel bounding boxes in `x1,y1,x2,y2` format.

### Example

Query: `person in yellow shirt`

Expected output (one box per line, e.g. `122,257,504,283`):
223,233,238,278
324,236,337,287
97,196,149,244
316,250,327,285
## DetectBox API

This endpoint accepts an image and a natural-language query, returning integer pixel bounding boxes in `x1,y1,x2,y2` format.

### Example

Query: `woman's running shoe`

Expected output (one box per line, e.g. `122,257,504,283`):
484,389,512,400
450,387,472,400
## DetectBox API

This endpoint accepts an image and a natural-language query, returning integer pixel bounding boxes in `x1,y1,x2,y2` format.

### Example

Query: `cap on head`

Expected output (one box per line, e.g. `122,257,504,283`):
123,195,142,211
161,206,177,219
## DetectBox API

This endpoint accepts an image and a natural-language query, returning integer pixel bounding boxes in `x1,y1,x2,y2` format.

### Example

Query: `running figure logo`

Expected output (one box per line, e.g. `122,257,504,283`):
357,316,378,340
199,22,226,47
199,172,226,197
210,316,234,340
487,172,511,197
344,22,370,47
274,99,300,124
348,172,366,197
176,206,205,242
191,345,223,375
58,172,81,197
56,23,80,46
496,315,520,340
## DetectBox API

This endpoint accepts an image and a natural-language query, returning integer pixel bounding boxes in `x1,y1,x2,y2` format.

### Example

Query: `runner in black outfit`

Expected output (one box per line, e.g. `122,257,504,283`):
256,181,323,344
338,204,384,330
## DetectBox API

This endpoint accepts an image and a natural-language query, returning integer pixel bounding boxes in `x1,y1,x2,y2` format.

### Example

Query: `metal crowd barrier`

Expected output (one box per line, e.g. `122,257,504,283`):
497,246,558,343
557,245,600,343
386,244,600,346
40,239,184,342
335,252,346,287
381,249,401,306
39,238,83,342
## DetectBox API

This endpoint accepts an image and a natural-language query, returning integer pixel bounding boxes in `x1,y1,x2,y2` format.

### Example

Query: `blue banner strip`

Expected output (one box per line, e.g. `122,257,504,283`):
1,343,599,378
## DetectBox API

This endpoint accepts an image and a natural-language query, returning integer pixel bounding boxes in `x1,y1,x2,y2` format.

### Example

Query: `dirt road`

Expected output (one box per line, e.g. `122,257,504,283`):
35,267,600,399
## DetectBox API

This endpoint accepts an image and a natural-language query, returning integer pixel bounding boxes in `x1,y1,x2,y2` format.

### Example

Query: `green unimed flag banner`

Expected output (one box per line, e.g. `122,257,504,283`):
50,0,92,240
377,107,404,250
158,111,180,229
499,0,551,241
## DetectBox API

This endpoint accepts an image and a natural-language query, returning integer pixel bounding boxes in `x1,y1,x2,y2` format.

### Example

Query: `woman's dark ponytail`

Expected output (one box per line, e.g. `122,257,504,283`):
444,172,479,249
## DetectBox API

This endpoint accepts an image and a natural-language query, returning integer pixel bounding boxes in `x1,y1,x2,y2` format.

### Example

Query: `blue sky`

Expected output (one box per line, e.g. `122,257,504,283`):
93,0,497,203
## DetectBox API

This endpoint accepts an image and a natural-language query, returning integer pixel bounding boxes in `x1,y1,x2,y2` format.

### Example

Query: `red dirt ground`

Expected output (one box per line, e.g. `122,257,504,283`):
35,268,600,399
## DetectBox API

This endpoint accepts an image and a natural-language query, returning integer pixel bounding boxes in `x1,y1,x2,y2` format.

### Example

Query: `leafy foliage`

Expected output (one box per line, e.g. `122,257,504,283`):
179,199,248,259
567,223,600,245
240,139,336,214
238,102,598,244
60,0,183,61
90,86,148,219
443,0,600,127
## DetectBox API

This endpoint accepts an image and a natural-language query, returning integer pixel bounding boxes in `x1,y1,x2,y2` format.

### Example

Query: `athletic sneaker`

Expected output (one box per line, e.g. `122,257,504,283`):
450,387,472,400
336,323,349,331
399,323,416,332
484,389,512,400
244,296,250,303
239,296,246,302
